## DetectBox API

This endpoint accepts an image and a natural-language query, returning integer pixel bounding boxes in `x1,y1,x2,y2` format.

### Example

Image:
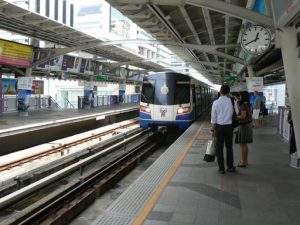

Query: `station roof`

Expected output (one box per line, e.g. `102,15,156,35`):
106,0,277,84
0,0,164,72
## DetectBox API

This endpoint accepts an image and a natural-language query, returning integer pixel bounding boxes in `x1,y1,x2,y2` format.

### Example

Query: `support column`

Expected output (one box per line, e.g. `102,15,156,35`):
279,27,300,167
247,65,255,78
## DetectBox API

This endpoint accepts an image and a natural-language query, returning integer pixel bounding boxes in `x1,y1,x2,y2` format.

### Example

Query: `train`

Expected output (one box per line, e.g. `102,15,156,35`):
139,72,216,131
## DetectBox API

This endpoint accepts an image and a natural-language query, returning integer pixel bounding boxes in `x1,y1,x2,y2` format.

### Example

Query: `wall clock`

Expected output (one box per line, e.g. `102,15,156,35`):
241,25,271,55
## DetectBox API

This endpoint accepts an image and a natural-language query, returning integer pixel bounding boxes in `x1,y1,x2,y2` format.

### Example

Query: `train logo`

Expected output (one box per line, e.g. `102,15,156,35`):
160,108,167,117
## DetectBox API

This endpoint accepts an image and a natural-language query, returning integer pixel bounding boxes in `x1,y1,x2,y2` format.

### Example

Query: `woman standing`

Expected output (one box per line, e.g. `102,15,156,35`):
236,91,253,167
252,91,261,128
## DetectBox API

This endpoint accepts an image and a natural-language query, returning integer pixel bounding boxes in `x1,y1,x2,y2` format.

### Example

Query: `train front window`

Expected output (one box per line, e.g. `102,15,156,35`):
141,80,155,104
175,82,190,104
154,80,174,105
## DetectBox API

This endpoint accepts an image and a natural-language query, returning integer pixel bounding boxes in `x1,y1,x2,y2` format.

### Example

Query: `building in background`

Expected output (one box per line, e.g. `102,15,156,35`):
0,0,75,45
75,0,172,67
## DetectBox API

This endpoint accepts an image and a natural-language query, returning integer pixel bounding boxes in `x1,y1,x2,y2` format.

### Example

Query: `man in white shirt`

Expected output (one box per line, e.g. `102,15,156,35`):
211,85,236,174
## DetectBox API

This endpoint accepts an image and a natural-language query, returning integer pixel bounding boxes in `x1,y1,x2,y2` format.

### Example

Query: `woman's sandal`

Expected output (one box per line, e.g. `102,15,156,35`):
237,162,247,167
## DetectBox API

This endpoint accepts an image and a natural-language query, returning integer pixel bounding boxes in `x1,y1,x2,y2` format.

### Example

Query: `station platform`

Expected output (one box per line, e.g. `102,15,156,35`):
0,103,139,155
92,115,300,225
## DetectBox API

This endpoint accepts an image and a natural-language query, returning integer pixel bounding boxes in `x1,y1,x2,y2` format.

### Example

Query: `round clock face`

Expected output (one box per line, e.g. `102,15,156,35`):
241,26,271,55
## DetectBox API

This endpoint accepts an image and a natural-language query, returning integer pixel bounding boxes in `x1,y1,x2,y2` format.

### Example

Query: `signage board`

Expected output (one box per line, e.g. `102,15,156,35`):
0,39,33,67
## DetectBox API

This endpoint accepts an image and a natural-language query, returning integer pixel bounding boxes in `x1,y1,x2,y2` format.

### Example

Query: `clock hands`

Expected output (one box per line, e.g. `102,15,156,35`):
245,32,260,46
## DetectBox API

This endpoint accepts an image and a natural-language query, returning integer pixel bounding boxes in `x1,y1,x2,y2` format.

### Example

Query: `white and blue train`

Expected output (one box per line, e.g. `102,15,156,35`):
140,72,215,131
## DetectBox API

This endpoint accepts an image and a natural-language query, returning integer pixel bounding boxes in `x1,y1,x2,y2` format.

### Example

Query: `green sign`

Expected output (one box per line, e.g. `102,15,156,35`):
95,75,107,81
224,76,237,81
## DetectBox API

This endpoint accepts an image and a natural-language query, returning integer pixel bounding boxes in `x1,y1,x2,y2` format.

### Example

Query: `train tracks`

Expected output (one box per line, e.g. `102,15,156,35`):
0,119,139,173
0,120,164,225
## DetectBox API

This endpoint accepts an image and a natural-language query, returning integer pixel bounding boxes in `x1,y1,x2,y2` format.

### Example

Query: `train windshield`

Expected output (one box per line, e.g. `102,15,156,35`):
141,80,155,104
174,81,190,104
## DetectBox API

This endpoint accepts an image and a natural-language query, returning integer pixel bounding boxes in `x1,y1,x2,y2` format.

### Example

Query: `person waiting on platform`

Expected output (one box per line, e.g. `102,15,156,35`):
288,110,297,154
211,85,236,174
235,91,253,167
252,91,261,128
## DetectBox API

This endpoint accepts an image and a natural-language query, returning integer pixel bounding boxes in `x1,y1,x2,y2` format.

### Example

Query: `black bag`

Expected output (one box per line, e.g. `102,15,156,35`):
232,112,239,128
204,139,216,162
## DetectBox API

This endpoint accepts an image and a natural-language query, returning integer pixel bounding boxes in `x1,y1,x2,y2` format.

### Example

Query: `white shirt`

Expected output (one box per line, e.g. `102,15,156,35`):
211,96,233,125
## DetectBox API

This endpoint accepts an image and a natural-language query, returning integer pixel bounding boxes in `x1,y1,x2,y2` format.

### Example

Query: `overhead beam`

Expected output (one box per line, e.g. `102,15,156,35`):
114,0,274,28
31,39,244,67
179,6,211,65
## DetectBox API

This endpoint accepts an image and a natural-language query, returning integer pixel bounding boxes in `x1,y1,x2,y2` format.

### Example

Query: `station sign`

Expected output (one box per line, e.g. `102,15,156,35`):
95,75,108,81
0,39,33,67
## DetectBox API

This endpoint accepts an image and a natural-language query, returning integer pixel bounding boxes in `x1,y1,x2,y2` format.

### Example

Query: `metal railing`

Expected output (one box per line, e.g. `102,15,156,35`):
78,94,140,109
0,95,62,113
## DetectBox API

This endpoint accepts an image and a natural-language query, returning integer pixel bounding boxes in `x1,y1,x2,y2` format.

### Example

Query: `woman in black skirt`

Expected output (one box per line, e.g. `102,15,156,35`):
235,91,253,167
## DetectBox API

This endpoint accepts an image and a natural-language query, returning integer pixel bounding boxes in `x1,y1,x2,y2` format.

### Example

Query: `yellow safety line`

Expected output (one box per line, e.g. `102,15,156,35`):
133,122,206,225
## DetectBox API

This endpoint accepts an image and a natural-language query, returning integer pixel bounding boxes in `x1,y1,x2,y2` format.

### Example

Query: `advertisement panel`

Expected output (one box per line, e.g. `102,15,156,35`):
84,60,96,75
80,58,87,73
34,50,62,71
17,77,33,112
0,39,33,67
68,57,80,73
32,80,44,95
2,78,17,95
246,77,264,92
61,55,74,71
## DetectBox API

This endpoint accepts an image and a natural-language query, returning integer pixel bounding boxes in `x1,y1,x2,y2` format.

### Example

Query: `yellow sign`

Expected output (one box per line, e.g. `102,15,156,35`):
0,39,33,67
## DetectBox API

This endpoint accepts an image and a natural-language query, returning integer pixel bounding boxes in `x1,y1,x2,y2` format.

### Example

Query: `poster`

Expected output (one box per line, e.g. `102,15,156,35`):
2,78,17,94
68,57,81,73
0,39,33,67
17,77,33,112
35,50,62,71
32,80,44,94
61,55,75,71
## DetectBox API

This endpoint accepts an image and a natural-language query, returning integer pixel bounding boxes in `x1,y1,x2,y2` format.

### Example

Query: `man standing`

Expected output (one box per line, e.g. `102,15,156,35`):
211,85,236,174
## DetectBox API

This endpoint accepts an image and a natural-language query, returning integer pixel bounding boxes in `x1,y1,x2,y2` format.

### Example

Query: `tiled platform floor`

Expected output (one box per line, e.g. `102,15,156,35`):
93,115,300,225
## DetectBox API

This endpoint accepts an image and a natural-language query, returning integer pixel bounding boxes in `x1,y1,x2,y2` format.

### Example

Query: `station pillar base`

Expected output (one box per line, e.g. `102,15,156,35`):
290,152,300,169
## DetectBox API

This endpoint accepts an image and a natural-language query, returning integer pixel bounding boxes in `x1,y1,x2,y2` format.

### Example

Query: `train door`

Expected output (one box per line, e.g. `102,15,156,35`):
191,85,196,120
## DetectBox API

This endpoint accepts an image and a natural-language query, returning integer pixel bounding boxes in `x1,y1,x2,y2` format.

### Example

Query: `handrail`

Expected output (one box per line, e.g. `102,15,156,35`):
65,98,75,109
49,96,62,109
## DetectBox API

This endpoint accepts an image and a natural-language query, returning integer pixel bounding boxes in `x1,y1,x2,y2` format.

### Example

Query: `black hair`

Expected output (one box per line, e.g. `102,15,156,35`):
239,91,250,107
220,85,230,95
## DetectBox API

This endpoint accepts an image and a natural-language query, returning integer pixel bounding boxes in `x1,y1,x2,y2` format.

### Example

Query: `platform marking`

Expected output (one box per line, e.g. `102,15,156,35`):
133,122,207,225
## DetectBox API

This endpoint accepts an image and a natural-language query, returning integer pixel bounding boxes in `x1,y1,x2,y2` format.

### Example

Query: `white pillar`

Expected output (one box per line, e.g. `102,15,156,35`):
247,65,255,78
279,27,300,166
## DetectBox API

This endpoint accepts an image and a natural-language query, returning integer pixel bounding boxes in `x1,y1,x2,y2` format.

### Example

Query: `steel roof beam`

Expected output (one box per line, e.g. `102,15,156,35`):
31,39,244,68
202,8,218,62
114,0,274,28
179,6,212,65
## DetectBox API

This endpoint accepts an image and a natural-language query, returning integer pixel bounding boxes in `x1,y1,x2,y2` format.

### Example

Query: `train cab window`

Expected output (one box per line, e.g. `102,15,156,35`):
141,80,155,104
154,79,174,105
175,81,190,105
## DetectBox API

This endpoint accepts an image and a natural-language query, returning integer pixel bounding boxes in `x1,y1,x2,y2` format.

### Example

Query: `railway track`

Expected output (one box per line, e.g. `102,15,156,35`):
0,119,139,173
0,129,163,225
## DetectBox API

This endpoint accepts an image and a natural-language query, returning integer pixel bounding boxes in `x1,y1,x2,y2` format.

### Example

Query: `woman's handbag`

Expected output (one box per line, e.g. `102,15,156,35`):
203,139,216,162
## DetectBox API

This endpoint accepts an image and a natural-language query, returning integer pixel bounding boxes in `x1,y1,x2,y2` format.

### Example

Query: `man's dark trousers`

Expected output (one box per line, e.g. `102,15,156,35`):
215,124,234,170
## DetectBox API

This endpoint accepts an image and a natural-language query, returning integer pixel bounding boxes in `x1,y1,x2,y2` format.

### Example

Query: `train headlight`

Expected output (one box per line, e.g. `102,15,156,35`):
177,107,190,115
140,106,151,113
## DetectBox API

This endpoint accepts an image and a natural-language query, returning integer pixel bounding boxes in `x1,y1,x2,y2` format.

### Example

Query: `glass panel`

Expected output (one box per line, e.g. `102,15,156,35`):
141,80,155,104
174,82,190,104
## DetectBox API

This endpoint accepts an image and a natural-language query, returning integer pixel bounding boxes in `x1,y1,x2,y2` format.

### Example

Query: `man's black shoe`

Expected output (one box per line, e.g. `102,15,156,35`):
226,167,236,172
218,169,225,174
